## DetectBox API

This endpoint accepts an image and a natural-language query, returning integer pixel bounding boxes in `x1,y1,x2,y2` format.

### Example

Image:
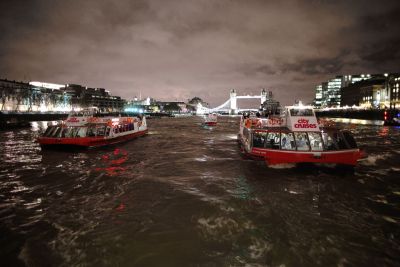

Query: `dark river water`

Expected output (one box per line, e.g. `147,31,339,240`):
1,116,400,267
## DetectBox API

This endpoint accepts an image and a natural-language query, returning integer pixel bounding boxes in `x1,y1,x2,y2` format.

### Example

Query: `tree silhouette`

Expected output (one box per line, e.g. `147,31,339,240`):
188,97,205,105
163,102,181,112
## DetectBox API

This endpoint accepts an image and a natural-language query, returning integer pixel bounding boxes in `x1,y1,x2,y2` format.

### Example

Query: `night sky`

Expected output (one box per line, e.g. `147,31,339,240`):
1,0,400,106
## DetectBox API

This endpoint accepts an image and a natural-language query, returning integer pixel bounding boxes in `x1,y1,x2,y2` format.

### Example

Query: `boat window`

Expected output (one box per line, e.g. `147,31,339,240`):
322,132,338,150
290,108,314,116
44,127,53,137
342,131,358,148
252,132,268,148
87,126,96,137
333,132,348,149
52,127,62,137
60,127,69,138
43,126,54,137
294,132,310,151
307,132,323,151
243,127,251,144
265,132,280,149
76,127,87,138
47,126,58,137
105,127,111,136
281,132,295,150
96,125,106,136
68,127,79,137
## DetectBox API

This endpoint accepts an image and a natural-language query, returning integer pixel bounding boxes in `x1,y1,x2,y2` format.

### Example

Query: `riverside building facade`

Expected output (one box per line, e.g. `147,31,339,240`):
0,78,125,112
313,73,400,109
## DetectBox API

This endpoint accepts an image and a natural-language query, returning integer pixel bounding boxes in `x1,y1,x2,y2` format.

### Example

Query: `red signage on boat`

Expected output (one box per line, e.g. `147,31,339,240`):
267,117,285,127
294,118,317,129
67,117,80,123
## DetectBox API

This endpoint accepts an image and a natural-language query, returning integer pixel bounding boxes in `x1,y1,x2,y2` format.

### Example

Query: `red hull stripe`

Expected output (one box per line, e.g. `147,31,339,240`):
249,148,361,166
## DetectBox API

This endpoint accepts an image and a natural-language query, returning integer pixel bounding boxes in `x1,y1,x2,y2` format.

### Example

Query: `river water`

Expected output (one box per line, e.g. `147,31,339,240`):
0,116,399,267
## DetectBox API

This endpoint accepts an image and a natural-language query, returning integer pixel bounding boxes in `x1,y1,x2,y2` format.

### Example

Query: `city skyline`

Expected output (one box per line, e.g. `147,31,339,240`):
1,0,400,107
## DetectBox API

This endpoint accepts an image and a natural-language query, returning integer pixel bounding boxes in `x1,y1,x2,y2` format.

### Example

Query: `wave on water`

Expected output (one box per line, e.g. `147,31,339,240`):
268,163,296,169
360,153,391,166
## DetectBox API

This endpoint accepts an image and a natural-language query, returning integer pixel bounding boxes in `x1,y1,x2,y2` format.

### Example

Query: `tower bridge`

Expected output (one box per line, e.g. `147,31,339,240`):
197,89,272,114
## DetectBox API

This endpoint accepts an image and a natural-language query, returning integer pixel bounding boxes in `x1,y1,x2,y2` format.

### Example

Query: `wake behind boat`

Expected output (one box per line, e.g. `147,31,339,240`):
37,108,148,149
238,102,364,167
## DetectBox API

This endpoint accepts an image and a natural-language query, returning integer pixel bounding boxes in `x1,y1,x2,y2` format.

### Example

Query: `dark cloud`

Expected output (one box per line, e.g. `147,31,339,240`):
356,6,400,68
279,54,346,75
361,37,400,65
1,0,400,106
255,65,277,76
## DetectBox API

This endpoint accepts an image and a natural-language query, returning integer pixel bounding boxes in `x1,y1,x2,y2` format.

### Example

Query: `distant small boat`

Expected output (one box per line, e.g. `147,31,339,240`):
238,104,364,167
204,113,217,126
37,108,148,149
383,109,400,126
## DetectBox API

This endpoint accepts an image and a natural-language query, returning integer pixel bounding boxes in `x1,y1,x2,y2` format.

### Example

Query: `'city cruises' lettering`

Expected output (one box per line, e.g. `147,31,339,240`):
294,118,317,128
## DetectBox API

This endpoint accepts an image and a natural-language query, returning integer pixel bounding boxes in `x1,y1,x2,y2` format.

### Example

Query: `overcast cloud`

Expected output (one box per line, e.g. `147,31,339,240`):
1,0,400,106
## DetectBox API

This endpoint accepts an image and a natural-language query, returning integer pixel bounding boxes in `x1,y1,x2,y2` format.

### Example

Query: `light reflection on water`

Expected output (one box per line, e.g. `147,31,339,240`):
329,117,384,126
0,117,399,266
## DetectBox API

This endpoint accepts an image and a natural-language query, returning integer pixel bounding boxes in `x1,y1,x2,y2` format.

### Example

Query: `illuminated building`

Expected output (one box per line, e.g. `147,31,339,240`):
388,76,400,108
341,79,385,108
313,84,322,107
314,73,400,108
0,79,125,112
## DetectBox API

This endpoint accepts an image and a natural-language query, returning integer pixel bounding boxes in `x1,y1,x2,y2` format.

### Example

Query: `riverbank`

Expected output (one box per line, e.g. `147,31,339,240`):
315,108,400,125
0,112,68,129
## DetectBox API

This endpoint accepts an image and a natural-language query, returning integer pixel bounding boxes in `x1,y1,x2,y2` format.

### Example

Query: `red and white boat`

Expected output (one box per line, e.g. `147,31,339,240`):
38,109,148,148
204,113,218,126
238,104,364,166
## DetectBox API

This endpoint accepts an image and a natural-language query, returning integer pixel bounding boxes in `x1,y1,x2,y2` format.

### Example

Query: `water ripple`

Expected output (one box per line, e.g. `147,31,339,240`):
0,117,400,266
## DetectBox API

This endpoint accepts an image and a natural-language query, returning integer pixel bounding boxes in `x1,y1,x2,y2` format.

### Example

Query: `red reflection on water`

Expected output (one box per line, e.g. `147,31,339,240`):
378,127,389,137
95,148,128,176
115,203,125,211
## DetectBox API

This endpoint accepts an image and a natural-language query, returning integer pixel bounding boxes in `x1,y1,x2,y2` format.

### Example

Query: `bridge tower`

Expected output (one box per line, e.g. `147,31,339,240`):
261,88,267,104
230,89,237,114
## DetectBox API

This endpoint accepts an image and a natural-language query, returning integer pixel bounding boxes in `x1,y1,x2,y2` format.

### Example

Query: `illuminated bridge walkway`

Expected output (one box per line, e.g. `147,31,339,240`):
196,89,270,114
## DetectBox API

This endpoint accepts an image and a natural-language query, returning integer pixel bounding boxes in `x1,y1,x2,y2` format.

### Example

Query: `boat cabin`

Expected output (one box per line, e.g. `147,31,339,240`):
42,117,140,139
249,128,358,152
241,105,358,152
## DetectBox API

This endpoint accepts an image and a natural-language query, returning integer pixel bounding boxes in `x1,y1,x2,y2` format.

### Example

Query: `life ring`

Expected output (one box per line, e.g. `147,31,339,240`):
245,119,252,128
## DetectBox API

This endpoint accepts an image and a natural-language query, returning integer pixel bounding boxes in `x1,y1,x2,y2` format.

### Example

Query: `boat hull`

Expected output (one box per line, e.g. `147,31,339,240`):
38,129,148,148
248,147,362,166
